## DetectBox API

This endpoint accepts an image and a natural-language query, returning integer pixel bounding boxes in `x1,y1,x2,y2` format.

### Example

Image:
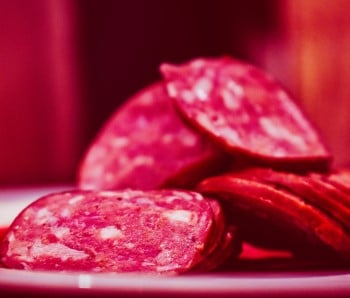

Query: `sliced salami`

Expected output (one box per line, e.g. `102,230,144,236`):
322,168,350,195
0,189,237,274
78,82,229,191
193,226,240,272
197,175,350,262
160,57,331,168
228,168,350,234
0,227,6,242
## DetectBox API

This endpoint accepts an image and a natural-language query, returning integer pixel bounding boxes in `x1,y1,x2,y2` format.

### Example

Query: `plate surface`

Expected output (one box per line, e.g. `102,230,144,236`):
1,186,350,297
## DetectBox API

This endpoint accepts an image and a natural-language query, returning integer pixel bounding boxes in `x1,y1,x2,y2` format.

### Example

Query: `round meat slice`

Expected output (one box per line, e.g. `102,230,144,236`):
78,82,229,190
197,175,350,262
160,57,331,167
323,168,350,195
228,168,350,235
0,189,233,274
193,226,239,272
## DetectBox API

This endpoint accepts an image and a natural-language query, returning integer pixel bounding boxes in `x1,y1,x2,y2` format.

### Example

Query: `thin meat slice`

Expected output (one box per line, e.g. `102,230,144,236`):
197,175,350,262
229,168,350,235
322,168,350,195
0,227,7,242
78,82,229,190
193,226,240,272
161,57,331,168
192,200,241,272
0,189,234,274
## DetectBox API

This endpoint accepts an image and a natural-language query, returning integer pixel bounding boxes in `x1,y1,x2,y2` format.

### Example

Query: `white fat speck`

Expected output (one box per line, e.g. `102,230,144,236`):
221,89,240,110
7,232,15,242
168,190,200,202
125,242,135,249
217,126,242,145
156,263,181,272
193,77,212,101
8,241,32,261
272,147,288,157
30,240,89,261
181,90,195,103
87,147,107,162
99,226,124,240
61,208,71,218
276,90,289,101
99,191,119,197
133,155,154,166
136,196,154,205
85,164,104,180
155,249,173,265
196,113,215,131
54,227,70,239
35,208,57,225
37,208,51,218
227,80,244,97
164,195,180,204
167,83,178,97
162,210,195,224
135,116,149,128
259,117,307,149
111,137,129,148
180,132,197,147
142,260,156,267
69,195,85,205
162,133,174,144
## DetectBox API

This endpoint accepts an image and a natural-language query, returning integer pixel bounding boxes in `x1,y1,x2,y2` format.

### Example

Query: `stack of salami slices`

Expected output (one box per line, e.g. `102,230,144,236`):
1,56,349,274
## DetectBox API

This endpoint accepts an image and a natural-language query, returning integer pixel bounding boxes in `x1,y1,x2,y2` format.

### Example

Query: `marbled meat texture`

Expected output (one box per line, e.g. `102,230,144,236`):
0,189,233,274
161,57,331,164
78,82,227,190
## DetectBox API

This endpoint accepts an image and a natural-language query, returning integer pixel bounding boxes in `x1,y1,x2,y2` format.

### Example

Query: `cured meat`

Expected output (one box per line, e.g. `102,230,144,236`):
193,226,239,272
228,168,350,234
160,57,331,169
0,189,238,274
0,227,7,242
78,82,229,191
319,168,350,195
197,174,350,262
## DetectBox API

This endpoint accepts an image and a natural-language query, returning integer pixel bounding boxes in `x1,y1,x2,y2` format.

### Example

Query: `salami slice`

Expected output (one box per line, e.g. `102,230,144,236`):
228,168,350,235
78,82,229,191
0,189,236,274
322,169,350,195
193,226,240,272
160,57,331,168
0,227,7,242
197,175,350,262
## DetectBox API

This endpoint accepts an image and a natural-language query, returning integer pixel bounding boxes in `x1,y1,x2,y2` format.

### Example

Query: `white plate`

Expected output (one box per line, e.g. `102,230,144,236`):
1,186,350,297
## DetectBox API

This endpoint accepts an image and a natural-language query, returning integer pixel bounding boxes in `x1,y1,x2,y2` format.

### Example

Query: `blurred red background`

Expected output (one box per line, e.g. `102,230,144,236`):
0,0,349,185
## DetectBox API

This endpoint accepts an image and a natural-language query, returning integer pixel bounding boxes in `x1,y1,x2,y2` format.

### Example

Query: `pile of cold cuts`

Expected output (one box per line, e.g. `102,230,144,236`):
1,57,350,274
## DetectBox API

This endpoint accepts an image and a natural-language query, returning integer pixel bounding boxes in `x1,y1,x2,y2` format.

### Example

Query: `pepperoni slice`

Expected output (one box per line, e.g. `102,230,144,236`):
0,189,237,274
161,57,331,167
78,82,229,191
